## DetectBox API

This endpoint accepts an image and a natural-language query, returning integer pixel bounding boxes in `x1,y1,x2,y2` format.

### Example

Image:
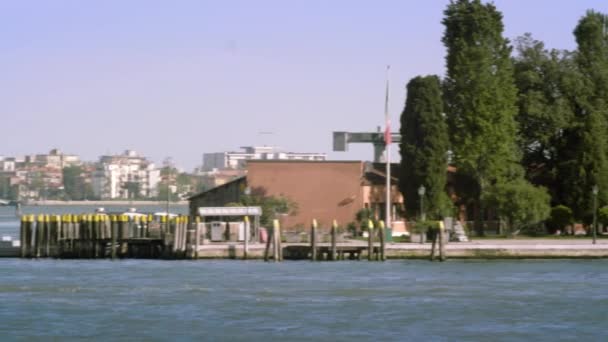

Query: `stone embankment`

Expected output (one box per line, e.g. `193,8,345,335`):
190,239,608,259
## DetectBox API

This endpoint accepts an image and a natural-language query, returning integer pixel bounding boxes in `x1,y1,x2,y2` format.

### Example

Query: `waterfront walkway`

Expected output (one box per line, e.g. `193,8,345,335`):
192,238,608,259
4,238,608,259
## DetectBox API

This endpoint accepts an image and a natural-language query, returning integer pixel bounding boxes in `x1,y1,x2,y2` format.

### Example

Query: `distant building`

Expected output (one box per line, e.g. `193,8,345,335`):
201,146,326,172
92,150,160,199
33,149,81,169
0,157,16,172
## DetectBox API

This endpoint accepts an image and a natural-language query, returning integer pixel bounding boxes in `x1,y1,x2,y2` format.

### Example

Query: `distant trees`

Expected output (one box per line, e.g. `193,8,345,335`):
62,165,94,200
398,75,449,220
0,176,17,200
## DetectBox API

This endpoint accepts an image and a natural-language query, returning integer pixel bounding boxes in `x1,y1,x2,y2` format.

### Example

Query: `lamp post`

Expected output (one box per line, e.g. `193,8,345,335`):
418,185,426,221
593,185,598,245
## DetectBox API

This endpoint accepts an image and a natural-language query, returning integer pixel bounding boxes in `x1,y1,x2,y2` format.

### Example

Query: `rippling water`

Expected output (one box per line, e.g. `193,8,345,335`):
1,259,607,341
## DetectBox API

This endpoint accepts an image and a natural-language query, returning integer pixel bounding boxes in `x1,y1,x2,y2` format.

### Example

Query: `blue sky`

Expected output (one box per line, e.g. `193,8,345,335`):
2,0,607,170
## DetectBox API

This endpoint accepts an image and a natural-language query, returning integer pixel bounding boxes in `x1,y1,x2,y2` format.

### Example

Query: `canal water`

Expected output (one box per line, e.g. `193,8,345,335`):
1,259,607,341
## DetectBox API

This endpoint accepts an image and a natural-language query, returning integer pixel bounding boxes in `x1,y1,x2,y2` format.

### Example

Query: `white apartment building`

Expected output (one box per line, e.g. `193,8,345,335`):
0,157,16,172
92,150,160,199
202,146,326,172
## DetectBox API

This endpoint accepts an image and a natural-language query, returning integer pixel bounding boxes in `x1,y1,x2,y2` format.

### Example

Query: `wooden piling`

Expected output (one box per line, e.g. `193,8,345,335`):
439,220,447,262
34,214,43,258
272,219,280,262
74,215,82,257
93,214,101,258
111,215,118,260
311,219,318,261
49,215,58,258
195,217,201,259
430,225,437,261
367,219,374,261
263,223,272,262
26,215,34,258
379,220,386,262
180,216,188,256
120,215,129,256
140,215,148,239
20,215,26,258
243,216,250,260
331,220,338,261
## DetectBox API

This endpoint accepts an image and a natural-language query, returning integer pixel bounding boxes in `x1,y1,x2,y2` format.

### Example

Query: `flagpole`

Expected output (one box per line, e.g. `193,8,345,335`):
384,65,391,234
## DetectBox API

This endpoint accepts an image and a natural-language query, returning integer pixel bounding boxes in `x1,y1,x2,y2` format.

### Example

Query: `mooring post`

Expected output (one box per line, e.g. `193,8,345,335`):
263,223,272,262
331,219,338,261
182,216,189,256
195,217,201,259
25,215,34,258
439,220,447,262
243,216,250,260
430,229,437,261
20,215,26,258
367,219,374,261
58,215,66,257
171,216,178,256
278,220,283,261
311,219,318,261
120,215,129,257
49,215,58,258
94,214,102,258
110,215,117,260
34,214,43,258
379,220,386,262
41,215,49,258
272,219,280,262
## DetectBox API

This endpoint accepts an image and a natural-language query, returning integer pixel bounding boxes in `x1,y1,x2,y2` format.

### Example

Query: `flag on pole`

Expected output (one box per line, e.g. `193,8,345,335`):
384,65,391,146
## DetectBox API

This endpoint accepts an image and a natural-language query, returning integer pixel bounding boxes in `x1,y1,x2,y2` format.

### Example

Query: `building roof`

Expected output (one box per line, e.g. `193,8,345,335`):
188,176,246,200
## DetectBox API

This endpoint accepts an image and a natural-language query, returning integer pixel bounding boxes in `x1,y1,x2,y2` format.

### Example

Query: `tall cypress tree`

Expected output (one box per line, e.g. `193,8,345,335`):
399,76,449,220
555,11,608,219
442,0,522,230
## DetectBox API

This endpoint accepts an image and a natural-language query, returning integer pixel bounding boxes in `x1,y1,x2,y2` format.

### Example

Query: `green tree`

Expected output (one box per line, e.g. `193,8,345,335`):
63,165,94,200
546,205,574,233
0,176,17,201
512,34,574,196
574,10,608,115
398,75,450,219
442,0,522,233
238,193,298,227
122,181,141,199
554,11,608,219
483,179,551,234
157,183,180,202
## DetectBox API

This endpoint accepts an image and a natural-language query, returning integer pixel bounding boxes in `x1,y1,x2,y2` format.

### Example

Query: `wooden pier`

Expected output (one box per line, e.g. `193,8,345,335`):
19,214,192,259
17,214,391,261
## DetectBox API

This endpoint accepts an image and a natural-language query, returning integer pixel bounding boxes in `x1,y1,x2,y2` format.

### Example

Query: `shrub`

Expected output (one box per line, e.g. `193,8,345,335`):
483,179,551,234
412,220,439,234
598,206,608,227
546,205,574,233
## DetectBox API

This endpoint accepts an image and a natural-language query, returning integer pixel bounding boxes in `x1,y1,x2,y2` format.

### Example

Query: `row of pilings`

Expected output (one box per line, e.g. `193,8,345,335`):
19,214,192,259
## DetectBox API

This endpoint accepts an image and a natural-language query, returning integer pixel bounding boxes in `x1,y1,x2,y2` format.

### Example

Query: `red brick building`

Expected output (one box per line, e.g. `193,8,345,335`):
188,160,406,233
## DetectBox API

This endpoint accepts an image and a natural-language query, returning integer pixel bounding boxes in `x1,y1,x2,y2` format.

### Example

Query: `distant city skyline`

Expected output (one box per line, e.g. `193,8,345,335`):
2,0,607,170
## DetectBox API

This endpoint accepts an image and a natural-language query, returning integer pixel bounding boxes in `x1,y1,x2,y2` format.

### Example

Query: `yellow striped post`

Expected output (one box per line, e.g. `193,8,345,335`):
331,219,338,261
367,219,374,261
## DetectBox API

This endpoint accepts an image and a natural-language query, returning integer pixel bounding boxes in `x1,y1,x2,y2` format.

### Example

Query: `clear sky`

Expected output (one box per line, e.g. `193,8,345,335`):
2,0,607,171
